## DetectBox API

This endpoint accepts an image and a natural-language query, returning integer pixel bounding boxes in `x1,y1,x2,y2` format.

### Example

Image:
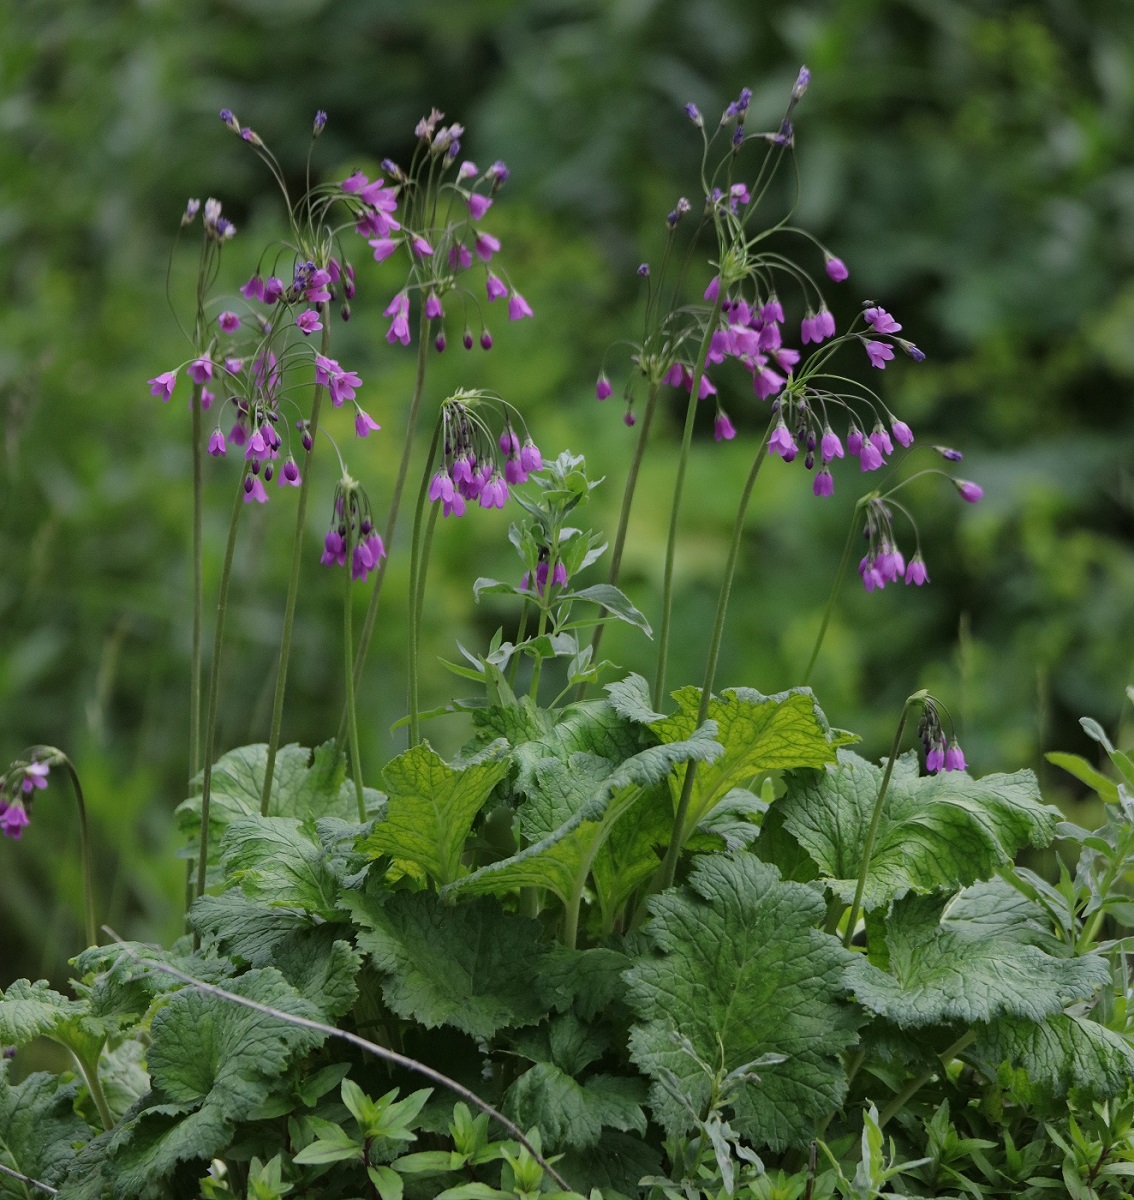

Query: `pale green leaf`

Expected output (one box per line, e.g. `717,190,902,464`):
220,817,345,918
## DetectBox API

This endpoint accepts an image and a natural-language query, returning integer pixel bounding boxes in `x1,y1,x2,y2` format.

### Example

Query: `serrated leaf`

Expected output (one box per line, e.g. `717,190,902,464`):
780,751,1060,910
626,852,859,1150
612,681,840,840
358,739,511,885
502,1064,645,1152
562,584,652,635
535,947,632,1020
269,931,361,1019
220,817,345,918
190,892,312,964
0,1067,90,1194
848,894,1111,1027
558,1129,663,1199
0,979,106,1062
974,1013,1134,1101
345,892,549,1039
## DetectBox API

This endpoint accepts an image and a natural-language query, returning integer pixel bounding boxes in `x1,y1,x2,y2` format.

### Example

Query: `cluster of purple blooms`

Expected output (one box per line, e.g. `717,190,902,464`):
858,497,930,592
918,698,966,774
320,480,387,584
521,554,569,597
427,398,543,519
0,759,49,839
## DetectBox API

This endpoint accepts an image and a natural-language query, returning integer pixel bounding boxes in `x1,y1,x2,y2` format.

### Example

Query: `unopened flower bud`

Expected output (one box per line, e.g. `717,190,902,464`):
792,66,811,100
219,108,240,133
313,110,327,136
684,102,703,128
181,198,201,226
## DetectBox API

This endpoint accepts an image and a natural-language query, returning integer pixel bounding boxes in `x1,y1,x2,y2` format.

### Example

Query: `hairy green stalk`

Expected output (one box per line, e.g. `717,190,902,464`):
342,526,366,823
190,381,204,781
343,309,432,746
656,415,775,891
196,462,251,918
802,496,865,687
841,693,924,948
407,414,444,746
260,324,332,816
654,291,725,710
73,1049,114,1132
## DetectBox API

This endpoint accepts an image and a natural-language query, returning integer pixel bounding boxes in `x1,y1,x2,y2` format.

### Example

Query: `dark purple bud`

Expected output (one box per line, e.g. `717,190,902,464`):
243,476,254,494
638,262,650,277
933,445,963,462
219,108,239,132
313,110,327,135
792,66,811,100
435,333,447,353
340,303,351,322
480,330,493,350
462,330,474,350
264,463,274,482
804,451,815,470
736,87,752,113
284,460,299,483
302,432,313,452
684,102,703,127
732,124,745,147
624,411,636,427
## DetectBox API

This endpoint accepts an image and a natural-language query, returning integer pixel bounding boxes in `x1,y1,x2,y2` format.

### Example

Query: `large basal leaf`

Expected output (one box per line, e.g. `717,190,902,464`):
973,1012,1134,1101
779,751,1061,910
607,674,842,836
848,894,1110,1027
535,947,633,1021
0,1067,89,1195
177,741,381,874
358,739,511,886
502,1063,646,1152
345,891,549,1039
219,816,346,919
626,852,859,1150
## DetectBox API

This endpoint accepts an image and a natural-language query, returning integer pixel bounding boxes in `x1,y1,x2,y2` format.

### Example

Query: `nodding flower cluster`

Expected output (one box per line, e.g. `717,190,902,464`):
340,108,530,357
426,392,543,520
858,496,929,592
0,756,50,839
918,697,966,774
321,476,386,584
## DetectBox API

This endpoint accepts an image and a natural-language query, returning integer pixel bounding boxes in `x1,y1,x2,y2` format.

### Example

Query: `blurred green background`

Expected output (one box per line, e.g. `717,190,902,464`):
3,0,1134,986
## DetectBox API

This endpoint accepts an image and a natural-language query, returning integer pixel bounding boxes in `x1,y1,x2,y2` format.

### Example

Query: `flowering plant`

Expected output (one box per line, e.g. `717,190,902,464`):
3,74,1134,1200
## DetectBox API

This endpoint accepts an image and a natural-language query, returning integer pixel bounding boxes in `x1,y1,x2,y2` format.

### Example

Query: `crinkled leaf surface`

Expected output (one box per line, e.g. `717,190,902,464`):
0,1067,89,1194
626,853,859,1150
973,1012,1134,1101
608,675,841,834
220,816,345,919
502,1063,646,1152
848,894,1110,1027
177,741,379,875
535,946,633,1020
190,892,312,964
345,891,549,1039
779,751,1060,909
268,929,361,1019
0,978,107,1061
358,739,510,885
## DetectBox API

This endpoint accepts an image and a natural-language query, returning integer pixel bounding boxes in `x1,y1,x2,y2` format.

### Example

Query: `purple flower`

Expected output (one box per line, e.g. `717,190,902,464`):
507,292,533,320
704,276,720,303
411,235,434,259
870,425,893,457
243,474,269,504
218,310,240,333
450,244,473,270
321,529,346,567
443,490,467,518
504,456,527,486
944,740,966,771
821,428,844,462
22,762,49,793
714,411,736,442
429,469,455,505
684,102,703,127
188,357,213,385
892,419,914,448
956,479,983,503
240,274,265,302
425,292,444,320
278,458,301,487
864,306,902,334
926,745,945,774
859,555,885,593
208,428,226,457
385,291,411,345
865,340,895,369
904,554,929,586
768,421,797,460
331,368,362,406
486,273,508,301
263,277,284,304
846,427,864,456
467,193,493,220
355,407,381,437
813,469,834,497
148,370,177,402
816,307,836,340
475,232,501,262
596,374,613,401
0,799,29,839
342,170,368,193
296,309,322,335
859,440,884,472
824,255,848,282
520,439,542,472
369,237,400,263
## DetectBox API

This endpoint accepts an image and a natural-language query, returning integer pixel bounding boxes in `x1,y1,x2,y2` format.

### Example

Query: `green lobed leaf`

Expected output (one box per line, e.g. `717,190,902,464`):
0,979,107,1062
535,947,633,1021
973,1012,1134,1101
626,852,859,1150
358,739,511,885
502,1063,646,1152
219,817,346,919
847,893,1111,1027
779,750,1061,910
0,1066,90,1195
189,892,312,964
345,891,549,1039
268,930,361,1019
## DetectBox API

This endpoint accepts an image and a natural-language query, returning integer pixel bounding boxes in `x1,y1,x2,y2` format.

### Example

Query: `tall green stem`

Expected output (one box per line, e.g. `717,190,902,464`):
802,498,865,687
654,293,724,710
345,309,432,742
342,527,366,823
49,754,97,950
656,418,775,891
197,463,251,912
260,324,332,816
579,379,662,701
73,1051,114,1131
841,693,924,949
407,415,443,747
190,381,204,780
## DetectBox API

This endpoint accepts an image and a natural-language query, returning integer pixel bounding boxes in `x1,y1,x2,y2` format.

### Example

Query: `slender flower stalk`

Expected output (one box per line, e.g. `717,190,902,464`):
190,380,204,780
407,414,445,746
196,462,251,915
656,411,776,890
260,325,332,816
654,291,724,710
528,539,561,702
341,525,366,823
802,495,870,686
841,691,926,948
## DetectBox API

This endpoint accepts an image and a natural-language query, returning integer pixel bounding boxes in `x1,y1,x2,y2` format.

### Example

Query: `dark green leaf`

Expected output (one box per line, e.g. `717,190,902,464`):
502,1063,646,1151
0,1067,89,1194
220,817,345,919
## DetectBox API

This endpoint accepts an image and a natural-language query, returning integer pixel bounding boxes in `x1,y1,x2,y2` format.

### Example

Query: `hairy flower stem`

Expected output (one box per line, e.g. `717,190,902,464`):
876,1029,976,1130
342,531,366,823
802,497,867,687
653,292,724,711
196,463,251,918
260,324,332,816
407,415,444,746
344,311,432,745
579,379,663,700
656,418,775,892
55,755,99,950
841,692,926,949
190,381,204,780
